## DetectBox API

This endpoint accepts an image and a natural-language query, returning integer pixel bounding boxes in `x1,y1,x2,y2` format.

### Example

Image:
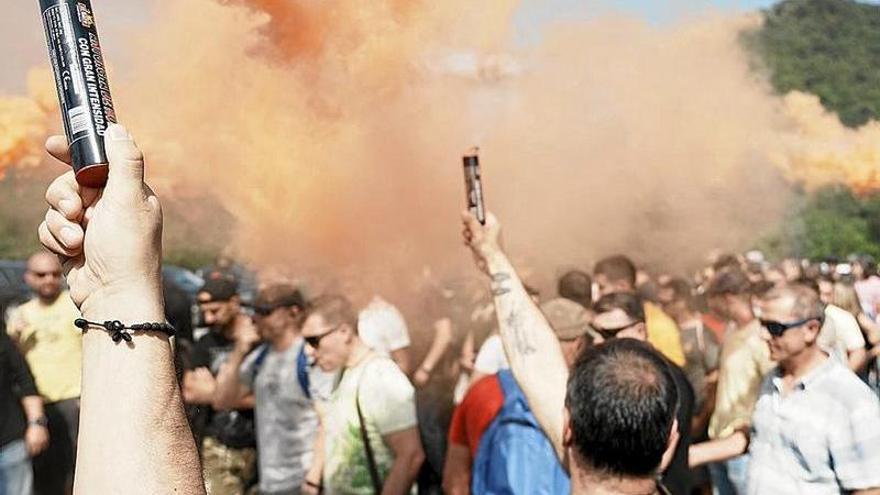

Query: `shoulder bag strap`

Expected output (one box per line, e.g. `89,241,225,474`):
355,357,383,494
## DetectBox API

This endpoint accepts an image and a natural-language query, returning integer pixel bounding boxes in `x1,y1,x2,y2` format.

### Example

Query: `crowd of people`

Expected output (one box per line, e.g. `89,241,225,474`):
1,125,880,495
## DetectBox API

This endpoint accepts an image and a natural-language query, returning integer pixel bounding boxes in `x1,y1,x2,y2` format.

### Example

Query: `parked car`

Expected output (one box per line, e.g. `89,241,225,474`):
0,260,29,319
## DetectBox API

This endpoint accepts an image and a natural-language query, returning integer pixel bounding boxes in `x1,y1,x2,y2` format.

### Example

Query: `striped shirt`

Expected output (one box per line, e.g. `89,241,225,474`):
747,356,880,494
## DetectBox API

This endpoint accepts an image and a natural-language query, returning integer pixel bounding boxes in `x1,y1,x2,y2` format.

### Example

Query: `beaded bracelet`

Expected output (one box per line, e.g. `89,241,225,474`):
74,318,176,343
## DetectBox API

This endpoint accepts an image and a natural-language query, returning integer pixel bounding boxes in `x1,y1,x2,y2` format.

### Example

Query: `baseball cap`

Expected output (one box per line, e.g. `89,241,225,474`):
540,298,593,341
198,277,238,302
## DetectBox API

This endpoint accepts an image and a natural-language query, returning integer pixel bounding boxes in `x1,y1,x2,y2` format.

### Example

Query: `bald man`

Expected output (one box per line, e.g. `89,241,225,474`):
6,251,82,495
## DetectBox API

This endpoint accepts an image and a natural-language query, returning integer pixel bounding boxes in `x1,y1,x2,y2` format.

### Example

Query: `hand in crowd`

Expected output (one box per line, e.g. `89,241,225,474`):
413,368,431,388
38,124,163,312
24,422,49,457
461,210,502,272
233,315,261,355
184,367,217,398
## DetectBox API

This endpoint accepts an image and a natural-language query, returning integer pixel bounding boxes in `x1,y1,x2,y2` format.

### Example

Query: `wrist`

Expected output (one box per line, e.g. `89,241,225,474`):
27,417,48,428
80,283,165,323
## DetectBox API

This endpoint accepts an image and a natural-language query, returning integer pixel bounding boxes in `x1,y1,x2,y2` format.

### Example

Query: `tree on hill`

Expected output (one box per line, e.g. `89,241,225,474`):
743,0,880,127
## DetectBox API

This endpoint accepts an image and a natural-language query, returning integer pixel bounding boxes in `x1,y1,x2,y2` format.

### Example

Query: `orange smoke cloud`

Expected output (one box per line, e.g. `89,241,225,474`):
0,69,56,179
0,2,872,285
772,91,880,194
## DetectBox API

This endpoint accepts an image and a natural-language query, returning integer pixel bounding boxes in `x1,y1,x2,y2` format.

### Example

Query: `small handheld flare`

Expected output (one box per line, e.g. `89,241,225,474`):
39,0,117,187
462,147,486,225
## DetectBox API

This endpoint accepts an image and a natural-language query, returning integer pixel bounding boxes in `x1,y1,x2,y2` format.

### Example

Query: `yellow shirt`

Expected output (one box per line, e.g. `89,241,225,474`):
8,292,82,403
644,302,686,366
708,319,775,439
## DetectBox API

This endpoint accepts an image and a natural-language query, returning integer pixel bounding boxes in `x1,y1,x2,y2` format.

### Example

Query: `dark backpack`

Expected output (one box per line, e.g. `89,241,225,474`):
252,342,311,399
471,369,570,495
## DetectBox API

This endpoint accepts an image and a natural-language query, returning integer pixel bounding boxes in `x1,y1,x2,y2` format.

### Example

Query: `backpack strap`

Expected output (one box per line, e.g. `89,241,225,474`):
251,343,271,377
296,343,312,400
496,369,522,407
355,357,383,494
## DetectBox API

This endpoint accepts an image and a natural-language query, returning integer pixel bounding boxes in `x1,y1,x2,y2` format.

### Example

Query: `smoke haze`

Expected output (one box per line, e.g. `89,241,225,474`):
1,0,878,293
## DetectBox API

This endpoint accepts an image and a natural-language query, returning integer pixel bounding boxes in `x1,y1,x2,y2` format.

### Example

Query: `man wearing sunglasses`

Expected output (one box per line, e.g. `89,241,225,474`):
301,294,424,495
213,283,334,495
591,292,695,495
690,283,880,494
6,251,79,495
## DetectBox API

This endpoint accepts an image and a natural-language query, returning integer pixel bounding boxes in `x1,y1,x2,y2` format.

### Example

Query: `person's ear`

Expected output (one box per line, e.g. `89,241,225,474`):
659,418,680,473
562,406,574,448
635,322,648,340
803,319,822,344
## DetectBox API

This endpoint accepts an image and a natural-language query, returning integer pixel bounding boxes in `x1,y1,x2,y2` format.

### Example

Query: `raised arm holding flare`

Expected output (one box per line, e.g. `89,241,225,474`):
460,211,569,459
38,124,204,494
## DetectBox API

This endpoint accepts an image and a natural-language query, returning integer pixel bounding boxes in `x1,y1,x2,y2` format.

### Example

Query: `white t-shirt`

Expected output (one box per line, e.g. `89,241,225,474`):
819,304,866,363
473,334,509,374
358,297,411,356
323,355,417,494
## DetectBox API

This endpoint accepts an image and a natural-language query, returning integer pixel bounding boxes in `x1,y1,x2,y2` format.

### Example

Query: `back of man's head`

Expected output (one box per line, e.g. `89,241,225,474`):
558,270,593,308
566,339,678,477
705,269,751,298
305,294,359,333
594,255,637,292
593,292,645,322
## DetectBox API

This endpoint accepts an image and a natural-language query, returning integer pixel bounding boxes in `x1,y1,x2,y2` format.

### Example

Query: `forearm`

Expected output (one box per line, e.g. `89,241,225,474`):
848,348,868,373
381,453,422,495
306,405,325,485
483,249,569,458
442,444,471,495
390,349,412,376
689,431,748,467
419,320,452,372
212,350,247,410
20,396,45,422
76,291,204,495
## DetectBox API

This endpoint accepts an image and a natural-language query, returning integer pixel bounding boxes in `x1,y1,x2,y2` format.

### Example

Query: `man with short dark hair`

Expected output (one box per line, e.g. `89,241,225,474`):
182,278,257,495
442,298,592,494
701,270,774,495
558,270,593,309
691,284,880,494
302,295,425,495
213,283,331,495
591,292,695,495
593,255,686,366
461,211,681,494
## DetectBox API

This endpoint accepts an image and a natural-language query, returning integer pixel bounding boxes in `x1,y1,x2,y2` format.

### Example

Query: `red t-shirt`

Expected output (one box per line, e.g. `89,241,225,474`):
448,374,505,458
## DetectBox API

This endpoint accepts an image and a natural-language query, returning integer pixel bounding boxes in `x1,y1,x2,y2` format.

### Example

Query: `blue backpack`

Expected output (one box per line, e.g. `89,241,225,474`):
251,342,311,399
471,369,571,495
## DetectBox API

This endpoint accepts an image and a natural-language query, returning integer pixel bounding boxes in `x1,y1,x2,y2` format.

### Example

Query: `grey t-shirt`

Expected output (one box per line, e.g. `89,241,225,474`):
240,338,335,493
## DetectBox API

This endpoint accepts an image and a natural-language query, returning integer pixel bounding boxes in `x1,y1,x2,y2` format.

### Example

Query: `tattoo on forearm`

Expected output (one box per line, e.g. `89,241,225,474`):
491,272,512,296
504,307,536,356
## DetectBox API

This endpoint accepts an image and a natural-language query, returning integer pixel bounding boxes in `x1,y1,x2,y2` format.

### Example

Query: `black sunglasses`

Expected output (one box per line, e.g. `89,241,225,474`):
251,302,300,317
759,317,819,337
304,324,343,349
592,320,643,340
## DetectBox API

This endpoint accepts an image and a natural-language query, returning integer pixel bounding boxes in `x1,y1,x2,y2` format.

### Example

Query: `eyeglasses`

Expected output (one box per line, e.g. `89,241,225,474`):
759,317,819,337
252,304,284,317
304,324,342,349
591,320,643,340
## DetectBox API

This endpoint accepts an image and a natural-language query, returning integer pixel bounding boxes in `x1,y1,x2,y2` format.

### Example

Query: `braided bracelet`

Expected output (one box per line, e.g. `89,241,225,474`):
74,318,176,343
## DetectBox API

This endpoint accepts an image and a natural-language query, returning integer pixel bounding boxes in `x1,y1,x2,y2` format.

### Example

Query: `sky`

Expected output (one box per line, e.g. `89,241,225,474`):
0,0,849,93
